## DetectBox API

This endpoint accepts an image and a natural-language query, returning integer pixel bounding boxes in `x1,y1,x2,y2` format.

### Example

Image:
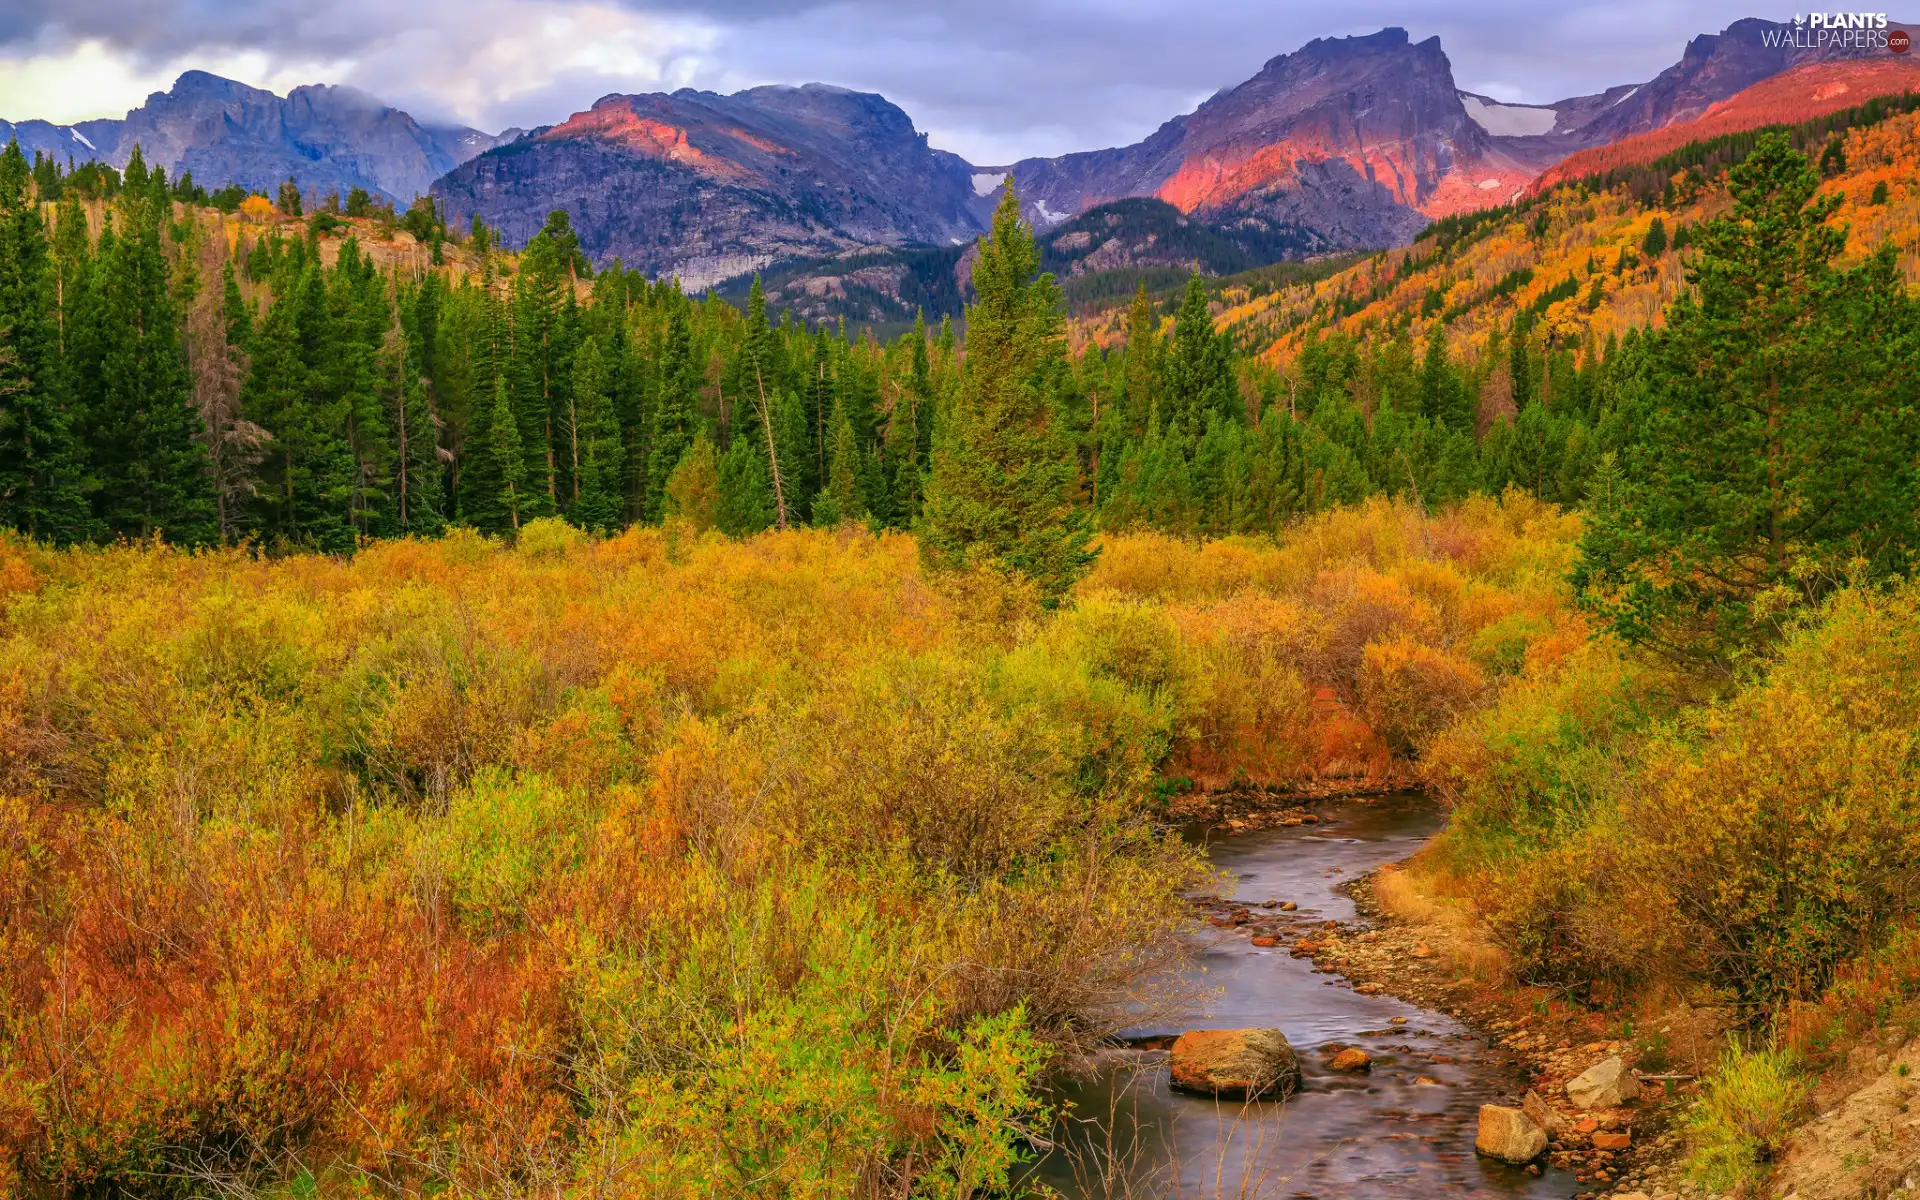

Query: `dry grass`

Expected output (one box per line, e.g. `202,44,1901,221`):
1373,862,1512,986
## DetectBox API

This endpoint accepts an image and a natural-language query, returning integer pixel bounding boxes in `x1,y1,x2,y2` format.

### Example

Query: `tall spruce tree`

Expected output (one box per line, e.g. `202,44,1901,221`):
771,387,810,525
511,214,574,509
1122,282,1162,431
332,239,395,538
90,161,217,544
647,295,699,520
385,313,444,535
487,375,527,531
244,260,355,549
569,336,626,533
813,396,865,526
921,184,1095,604
716,434,774,536
1575,131,1920,670
1162,273,1238,435
0,141,90,542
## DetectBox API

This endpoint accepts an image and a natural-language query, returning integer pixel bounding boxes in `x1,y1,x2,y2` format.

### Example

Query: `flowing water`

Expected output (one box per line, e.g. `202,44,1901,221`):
1034,793,1572,1199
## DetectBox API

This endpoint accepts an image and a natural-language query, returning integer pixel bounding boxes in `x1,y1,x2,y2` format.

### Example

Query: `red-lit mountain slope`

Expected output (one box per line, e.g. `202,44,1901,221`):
1535,56,1920,191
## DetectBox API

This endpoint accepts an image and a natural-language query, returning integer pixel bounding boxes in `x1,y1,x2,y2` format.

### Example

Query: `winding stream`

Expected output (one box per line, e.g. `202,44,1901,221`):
1037,793,1573,1198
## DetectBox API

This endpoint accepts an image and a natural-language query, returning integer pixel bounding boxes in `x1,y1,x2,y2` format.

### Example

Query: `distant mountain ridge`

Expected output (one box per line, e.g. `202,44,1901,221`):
6,15,1915,277
994,29,1531,243
0,70,510,202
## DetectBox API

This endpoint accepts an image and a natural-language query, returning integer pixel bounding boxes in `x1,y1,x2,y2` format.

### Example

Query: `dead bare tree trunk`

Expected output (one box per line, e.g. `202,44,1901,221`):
754,363,788,531
184,225,269,541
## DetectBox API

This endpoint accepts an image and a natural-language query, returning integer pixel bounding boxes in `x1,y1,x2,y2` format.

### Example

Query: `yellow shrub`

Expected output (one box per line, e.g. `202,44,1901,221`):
1358,636,1486,754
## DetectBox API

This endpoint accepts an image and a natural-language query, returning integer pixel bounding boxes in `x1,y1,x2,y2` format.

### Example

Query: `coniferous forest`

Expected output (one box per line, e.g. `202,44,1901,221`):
0,137,1727,563
5,115,1920,1200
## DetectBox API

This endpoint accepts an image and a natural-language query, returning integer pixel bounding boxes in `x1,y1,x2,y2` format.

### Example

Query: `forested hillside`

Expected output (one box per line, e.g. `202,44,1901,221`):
8,72,1920,562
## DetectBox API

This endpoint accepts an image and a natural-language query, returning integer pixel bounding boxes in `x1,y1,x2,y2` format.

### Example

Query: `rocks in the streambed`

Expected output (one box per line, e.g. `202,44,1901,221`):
1522,1089,1564,1134
1476,1103,1549,1164
1567,1055,1641,1108
1327,1047,1372,1072
1169,1029,1300,1099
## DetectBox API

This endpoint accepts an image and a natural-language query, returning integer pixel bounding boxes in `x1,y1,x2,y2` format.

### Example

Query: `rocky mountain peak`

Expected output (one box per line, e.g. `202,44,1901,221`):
163,69,269,103
2,70,504,201
435,82,982,288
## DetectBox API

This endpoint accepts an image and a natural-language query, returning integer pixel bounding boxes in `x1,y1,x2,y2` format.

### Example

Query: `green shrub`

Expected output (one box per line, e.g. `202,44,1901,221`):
1685,1041,1808,1196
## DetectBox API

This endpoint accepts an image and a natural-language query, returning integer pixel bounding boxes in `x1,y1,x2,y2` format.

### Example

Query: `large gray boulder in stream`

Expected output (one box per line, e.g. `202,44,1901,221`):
1475,1104,1549,1164
1168,1029,1300,1099
1566,1055,1641,1108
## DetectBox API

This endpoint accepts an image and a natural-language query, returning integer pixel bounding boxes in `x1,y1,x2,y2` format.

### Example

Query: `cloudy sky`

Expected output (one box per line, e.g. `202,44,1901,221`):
0,0,1791,163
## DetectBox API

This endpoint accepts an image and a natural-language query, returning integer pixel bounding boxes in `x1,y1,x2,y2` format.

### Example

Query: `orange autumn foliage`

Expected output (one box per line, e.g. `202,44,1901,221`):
0,503,1580,1194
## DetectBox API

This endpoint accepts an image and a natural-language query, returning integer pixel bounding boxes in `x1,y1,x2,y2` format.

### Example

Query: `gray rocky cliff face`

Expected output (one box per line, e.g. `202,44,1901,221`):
431,84,984,286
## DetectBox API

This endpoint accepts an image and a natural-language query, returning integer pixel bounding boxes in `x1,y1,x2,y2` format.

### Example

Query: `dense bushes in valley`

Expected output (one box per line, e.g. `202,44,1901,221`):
0,493,1583,1196
1428,579,1920,1003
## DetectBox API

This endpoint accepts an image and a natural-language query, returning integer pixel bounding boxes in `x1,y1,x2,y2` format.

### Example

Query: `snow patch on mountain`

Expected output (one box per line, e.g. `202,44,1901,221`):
971,171,1007,197
1458,93,1558,136
1032,197,1069,225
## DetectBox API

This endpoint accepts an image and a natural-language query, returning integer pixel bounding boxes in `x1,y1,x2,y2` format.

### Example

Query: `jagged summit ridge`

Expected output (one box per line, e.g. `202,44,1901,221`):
0,70,507,201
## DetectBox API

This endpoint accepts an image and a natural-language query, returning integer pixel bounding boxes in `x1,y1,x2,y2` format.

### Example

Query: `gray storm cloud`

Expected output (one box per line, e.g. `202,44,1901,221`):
1,0,1789,162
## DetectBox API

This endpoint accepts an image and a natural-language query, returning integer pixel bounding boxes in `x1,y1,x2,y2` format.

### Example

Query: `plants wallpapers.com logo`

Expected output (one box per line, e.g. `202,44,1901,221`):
1766,12,1908,49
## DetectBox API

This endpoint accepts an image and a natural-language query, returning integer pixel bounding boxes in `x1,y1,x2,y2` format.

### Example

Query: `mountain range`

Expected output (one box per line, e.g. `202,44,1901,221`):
5,16,1915,285
0,70,512,203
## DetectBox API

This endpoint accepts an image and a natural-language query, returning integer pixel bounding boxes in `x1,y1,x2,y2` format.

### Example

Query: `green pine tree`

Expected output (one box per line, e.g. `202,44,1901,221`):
1417,324,1473,433
1122,282,1162,431
569,336,626,533
1162,273,1238,435
647,296,699,520
921,184,1095,604
771,387,810,525
0,140,90,542
488,375,527,531
1574,131,1920,670
90,181,217,544
814,397,865,527
717,434,774,536
243,261,355,549
385,314,444,535
1508,318,1534,409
